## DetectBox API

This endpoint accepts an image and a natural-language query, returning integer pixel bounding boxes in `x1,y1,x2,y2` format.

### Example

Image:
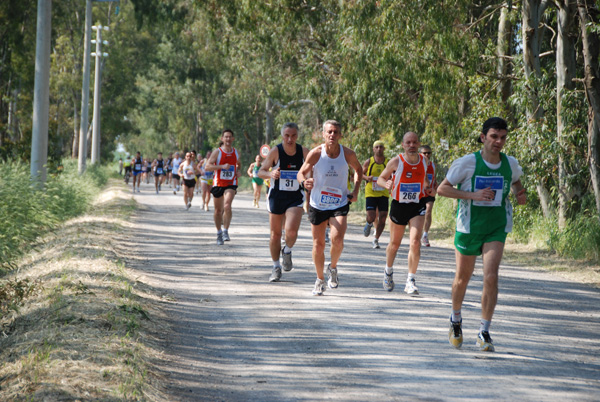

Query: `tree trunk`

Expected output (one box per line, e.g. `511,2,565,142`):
72,97,79,158
497,5,512,103
578,0,600,220
556,0,578,228
265,97,274,144
522,0,553,217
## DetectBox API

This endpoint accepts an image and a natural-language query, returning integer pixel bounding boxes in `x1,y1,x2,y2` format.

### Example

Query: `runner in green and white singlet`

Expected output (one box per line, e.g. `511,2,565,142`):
438,117,527,353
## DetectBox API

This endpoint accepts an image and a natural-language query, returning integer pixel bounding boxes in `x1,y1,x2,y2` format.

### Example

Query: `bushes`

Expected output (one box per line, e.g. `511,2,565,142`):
0,160,109,273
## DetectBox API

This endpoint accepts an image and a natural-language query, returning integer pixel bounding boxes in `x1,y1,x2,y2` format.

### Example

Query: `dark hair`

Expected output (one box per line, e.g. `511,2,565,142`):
222,129,234,136
479,117,508,143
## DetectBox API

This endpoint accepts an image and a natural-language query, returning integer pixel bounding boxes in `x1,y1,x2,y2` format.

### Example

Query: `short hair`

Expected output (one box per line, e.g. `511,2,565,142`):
322,120,341,131
222,129,234,136
479,117,508,143
281,122,299,135
419,145,431,152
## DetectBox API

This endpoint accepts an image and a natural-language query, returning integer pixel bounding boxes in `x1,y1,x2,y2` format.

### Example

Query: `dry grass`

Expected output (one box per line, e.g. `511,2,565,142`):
0,181,170,401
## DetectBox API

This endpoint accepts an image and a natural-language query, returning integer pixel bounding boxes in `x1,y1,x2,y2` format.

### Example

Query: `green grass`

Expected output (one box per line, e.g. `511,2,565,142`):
0,160,110,273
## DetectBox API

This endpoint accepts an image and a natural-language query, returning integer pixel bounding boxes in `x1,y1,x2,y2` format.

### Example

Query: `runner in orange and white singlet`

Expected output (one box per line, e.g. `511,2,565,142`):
419,145,438,247
377,131,434,296
205,129,242,245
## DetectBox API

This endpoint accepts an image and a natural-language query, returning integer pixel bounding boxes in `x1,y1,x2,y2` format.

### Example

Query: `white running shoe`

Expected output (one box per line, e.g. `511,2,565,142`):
312,278,326,296
269,266,282,282
372,238,380,249
421,233,430,247
186,202,191,210
383,271,394,292
216,233,224,246
363,222,373,237
327,264,338,289
404,278,419,295
282,250,293,272
222,230,230,242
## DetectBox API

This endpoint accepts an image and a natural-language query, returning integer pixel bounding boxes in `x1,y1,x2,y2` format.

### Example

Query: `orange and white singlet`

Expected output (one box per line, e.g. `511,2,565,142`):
426,160,437,188
214,147,239,187
391,154,428,203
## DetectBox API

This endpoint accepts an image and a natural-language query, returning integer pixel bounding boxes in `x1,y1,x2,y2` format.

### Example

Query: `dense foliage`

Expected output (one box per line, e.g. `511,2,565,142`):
1,1,599,259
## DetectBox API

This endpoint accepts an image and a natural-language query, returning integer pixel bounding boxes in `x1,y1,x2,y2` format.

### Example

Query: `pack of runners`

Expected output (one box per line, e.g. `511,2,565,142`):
127,117,526,353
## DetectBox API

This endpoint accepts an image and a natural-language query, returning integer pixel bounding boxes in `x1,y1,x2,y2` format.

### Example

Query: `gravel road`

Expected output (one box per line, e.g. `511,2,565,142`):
128,182,600,401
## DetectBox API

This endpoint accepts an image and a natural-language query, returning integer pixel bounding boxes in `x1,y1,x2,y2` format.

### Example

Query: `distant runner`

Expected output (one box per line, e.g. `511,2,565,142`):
206,129,242,245
362,140,390,249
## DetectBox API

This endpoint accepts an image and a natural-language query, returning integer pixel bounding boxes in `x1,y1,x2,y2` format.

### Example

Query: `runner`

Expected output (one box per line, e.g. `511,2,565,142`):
123,157,132,183
132,152,143,193
165,153,173,186
199,151,213,211
178,151,198,210
419,145,437,247
258,122,309,283
171,152,182,194
376,132,433,295
437,117,526,352
297,120,363,296
152,152,166,194
206,129,242,245
248,155,264,208
362,140,390,249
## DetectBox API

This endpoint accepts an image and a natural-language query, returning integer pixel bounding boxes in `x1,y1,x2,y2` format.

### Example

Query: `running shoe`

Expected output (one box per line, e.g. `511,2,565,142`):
281,250,293,272
269,266,282,282
222,230,230,241
137,187,140,193
312,278,326,296
476,330,495,352
404,278,419,295
156,190,159,194
173,189,177,195
216,233,224,246
159,184,162,191
204,204,209,211
186,202,191,210
372,238,380,249
383,271,394,292
421,233,430,247
327,264,338,289
449,319,463,349
363,222,373,237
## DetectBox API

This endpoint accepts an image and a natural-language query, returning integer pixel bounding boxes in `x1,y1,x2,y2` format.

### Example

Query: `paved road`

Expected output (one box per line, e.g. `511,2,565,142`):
128,182,600,401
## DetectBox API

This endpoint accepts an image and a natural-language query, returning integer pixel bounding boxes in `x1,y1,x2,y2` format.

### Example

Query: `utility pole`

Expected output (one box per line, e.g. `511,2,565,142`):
30,0,52,186
90,24,109,164
78,0,92,174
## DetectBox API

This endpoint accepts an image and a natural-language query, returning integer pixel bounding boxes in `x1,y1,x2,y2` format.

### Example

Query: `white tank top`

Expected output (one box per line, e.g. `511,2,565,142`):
309,145,349,211
171,157,182,173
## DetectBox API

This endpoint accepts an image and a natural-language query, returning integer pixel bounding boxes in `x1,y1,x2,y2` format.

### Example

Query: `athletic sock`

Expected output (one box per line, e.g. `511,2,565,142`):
283,245,292,254
385,266,393,275
273,260,281,268
217,229,222,235
407,273,416,282
480,319,491,333
422,231,428,237
451,310,462,323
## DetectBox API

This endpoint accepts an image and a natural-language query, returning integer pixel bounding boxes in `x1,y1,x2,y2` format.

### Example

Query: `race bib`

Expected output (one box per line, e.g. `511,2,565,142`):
473,176,503,207
135,164,142,170
398,183,421,203
156,168,163,175
220,165,235,180
427,173,433,184
184,166,195,180
371,176,383,192
278,170,299,192
318,187,342,209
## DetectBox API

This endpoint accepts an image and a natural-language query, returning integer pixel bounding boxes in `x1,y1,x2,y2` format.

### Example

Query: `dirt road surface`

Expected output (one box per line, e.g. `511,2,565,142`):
128,182,600,401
